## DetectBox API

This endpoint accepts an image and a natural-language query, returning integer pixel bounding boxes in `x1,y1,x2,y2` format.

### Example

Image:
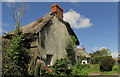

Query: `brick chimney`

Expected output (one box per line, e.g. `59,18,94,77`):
82,45,85,51
50,3,64,20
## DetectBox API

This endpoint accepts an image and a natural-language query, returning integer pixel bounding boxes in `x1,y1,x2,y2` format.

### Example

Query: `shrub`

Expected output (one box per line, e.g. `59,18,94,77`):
71,62,88,77
35,62,55,76
92,56,105,64
3,34,31,76
113,65,119,70
52,58,69,76
100,56,115,72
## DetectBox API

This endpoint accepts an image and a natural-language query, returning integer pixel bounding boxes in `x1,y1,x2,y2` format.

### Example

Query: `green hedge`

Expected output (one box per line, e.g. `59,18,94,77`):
92,56,112,64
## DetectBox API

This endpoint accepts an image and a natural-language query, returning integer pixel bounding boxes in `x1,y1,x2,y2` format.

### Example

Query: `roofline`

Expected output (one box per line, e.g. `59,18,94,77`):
62,21,80,45
50,3,64,12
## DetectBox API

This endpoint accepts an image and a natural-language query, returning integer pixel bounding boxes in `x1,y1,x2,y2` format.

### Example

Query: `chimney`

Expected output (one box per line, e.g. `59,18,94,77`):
50,3,64,20
82,45,85,51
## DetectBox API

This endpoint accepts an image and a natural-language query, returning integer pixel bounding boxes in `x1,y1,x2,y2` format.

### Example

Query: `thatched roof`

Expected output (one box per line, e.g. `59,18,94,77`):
2,14,79,45
20,14,54,34
76,48,91,58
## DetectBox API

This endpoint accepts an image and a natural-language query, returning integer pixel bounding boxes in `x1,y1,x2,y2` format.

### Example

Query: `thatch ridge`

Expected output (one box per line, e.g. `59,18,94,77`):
2,14,79,45
76,48,91,58
20,14,54,34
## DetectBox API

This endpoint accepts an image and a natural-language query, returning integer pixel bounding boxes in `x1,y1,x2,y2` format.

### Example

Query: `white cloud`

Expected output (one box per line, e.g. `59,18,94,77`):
111,52,118,58
63,9,93,29
91,47,118,58
91,47,107,51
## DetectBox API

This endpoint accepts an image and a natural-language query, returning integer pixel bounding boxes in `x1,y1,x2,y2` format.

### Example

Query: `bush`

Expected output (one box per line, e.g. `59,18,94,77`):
100,56,115,72
92,56,105,64
52,58,69,76
3,34,31,76
71,63,88,77
35,62,55,76
113,65,119,71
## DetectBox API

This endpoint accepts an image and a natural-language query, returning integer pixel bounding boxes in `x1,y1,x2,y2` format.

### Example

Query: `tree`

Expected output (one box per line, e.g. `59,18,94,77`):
100,56,115,72
89,48,111,58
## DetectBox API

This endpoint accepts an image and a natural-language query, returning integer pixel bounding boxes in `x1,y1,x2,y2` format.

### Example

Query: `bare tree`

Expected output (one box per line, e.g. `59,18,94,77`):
10,2,28,30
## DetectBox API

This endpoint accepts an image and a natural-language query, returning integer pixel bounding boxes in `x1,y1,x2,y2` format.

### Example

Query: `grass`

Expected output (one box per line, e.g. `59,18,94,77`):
83,64,100,73
101,70,118,75
100,64,120,75
84,64,119,75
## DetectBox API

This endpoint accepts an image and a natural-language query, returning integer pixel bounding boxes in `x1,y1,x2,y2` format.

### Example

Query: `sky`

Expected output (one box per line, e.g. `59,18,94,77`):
1,1,119,58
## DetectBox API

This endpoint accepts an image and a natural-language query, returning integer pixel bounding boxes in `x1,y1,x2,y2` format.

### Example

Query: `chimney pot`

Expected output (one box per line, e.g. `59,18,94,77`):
50,3,64,20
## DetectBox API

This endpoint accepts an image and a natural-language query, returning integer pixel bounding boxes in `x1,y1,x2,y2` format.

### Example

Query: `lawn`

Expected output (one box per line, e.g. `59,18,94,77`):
101,70,118,75
84,64,119,75
84,64,100,73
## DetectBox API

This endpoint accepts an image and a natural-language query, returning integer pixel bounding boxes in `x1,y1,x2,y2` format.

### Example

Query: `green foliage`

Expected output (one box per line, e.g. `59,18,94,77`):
3,33,31,75
66,36,77,65
35,62,54,77
2,4,32,76
84,64,100,73
71,61,88,77
113,65,119,71
92,56,105,64
9,34,30,65
89,48,111,58
77,56,87,63
52,58,69,76
100,56,115,72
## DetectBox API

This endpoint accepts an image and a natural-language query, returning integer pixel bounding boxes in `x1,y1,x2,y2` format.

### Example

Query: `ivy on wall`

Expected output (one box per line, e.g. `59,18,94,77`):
66,36,77,65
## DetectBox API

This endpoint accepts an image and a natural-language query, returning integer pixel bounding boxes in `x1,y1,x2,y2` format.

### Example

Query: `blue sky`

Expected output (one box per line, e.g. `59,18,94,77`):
1,2,118,57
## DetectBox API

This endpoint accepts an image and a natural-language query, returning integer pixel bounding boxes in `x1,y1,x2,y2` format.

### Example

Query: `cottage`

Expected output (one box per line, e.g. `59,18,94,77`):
76,45,91,64
2,4,91,67
3,3,79,66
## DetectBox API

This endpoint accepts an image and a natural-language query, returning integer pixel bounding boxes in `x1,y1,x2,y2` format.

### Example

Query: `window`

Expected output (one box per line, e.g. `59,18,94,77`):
46,54,53,66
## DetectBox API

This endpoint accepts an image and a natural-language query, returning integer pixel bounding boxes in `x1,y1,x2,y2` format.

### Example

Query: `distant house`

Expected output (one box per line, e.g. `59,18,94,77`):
76,45,91,64
81,60,88,64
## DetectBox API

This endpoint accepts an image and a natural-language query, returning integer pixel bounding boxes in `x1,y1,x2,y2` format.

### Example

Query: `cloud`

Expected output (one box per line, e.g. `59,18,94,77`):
111,52,118,58
63,9,93,29
91,47,107,51
91,47,118,58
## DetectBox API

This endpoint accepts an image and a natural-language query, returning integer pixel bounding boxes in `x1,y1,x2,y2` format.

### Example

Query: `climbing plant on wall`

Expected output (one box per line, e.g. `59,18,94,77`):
66,36,77,65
